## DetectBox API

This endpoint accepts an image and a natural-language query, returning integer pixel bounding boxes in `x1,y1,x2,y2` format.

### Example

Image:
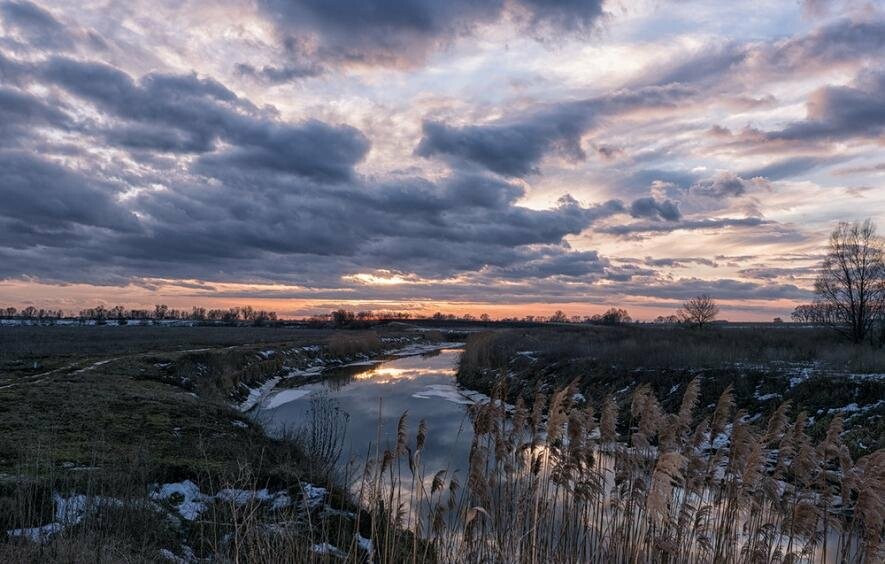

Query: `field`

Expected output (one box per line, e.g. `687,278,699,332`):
1,322,883,562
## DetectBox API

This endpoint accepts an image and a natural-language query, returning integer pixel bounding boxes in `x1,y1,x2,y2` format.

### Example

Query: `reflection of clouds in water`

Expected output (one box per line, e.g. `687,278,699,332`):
413,384,474,404
352,365,445,384
259,349,475,483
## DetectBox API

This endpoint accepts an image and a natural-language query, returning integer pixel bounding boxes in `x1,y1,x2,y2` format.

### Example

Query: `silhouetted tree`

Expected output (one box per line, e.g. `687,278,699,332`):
592,307,632,325
549,310,569,323
678,294,719,328
814,219,885,343
332,309,355,327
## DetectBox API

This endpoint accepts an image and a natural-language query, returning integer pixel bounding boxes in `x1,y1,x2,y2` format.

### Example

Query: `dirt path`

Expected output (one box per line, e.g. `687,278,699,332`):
0,344,242,391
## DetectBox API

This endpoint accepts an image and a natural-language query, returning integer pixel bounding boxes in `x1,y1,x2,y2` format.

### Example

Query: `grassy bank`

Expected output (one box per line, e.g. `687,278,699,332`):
457,325,885,457
0,325,435,562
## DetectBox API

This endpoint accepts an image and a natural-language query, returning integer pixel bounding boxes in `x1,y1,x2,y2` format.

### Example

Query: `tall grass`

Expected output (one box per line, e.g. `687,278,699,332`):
5,382,882,562
356,381,884,563
327,332,383,357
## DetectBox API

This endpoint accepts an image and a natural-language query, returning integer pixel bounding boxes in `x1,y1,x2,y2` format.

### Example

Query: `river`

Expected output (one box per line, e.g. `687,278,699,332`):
255,348,476,487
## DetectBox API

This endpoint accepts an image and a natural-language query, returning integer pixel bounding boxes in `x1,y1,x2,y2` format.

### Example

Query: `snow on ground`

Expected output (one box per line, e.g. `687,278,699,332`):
356,533,373,553
341,360,382,367
6,522,64,543
299,484,328,510
391,342,463,356
5,494,124,542
216,488,292,511
312,543,347,558
823,400,884,416
149,480,322,522
238,376,282,412
263,388,312,409
150,480,207,521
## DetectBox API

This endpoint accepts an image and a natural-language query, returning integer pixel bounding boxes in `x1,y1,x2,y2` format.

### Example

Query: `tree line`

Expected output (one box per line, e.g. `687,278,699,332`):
1,304,279,325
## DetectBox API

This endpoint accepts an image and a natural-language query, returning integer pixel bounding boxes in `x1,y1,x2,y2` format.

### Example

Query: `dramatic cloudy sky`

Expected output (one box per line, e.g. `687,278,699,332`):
1,0,883,319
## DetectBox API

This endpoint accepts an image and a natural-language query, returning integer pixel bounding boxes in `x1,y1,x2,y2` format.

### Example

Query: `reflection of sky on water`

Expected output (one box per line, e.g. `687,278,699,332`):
258,349,474,484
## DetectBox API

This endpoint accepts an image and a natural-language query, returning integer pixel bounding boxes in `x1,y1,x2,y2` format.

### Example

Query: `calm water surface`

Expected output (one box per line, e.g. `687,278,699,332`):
257,349,476,481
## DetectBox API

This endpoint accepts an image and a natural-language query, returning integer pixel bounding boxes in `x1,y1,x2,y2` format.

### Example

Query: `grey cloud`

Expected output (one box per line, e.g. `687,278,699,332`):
234,62,324,84
689,172,768,199
0,150,137,232
600,217,768,236
492,249,608,279
740,156,844,180
0,0,73,50
256,0,604,66
0,86,69,143
639,18,885,89
39,57,369,181
611,277,812,301
766,70,885,143
738,266,818,280
643,257,717,268
416,84,696,177
629,197,680,221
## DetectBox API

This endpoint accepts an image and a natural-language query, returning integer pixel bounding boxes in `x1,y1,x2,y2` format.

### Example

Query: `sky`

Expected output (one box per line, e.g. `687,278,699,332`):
0,0,883,320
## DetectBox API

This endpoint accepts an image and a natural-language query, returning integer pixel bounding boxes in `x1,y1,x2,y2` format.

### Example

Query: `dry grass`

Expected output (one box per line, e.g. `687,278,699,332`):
354,381,884,563
326,332,383,358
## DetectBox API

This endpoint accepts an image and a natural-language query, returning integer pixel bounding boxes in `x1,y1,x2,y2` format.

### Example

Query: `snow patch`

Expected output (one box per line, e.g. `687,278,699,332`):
150,480,207,521
263,388,312,409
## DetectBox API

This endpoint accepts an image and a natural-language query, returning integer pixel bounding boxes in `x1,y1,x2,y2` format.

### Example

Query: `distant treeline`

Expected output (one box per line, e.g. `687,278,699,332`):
0,304,279,325
311,306,641,327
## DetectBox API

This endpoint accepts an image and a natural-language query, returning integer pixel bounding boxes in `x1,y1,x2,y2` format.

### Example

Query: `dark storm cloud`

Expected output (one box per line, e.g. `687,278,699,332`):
416,84,696,177
0,86,68,143
0,150,136,232
38,57,370,181
256,0,604,66
0,131,628,285
629,197,680,221
0,0,73,50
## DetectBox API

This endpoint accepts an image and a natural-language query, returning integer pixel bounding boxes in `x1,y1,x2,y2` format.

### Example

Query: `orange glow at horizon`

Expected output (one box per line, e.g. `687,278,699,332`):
0,279,803,322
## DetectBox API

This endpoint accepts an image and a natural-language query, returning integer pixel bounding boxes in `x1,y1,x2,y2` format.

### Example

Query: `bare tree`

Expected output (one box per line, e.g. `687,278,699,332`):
678,294,719,328
814,219,885,343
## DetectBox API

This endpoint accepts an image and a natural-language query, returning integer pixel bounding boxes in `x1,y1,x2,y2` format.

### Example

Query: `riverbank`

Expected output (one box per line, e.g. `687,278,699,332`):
0,324,454,562
456,325,885,457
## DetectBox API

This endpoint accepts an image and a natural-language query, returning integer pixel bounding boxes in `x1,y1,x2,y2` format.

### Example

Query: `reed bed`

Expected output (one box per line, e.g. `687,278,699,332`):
357,381,884,563
5,382,882,562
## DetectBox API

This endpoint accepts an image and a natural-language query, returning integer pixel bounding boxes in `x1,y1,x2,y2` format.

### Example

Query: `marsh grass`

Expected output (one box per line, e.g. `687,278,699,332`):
459,326,885,375
355,381,884,563
327,332,383,358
